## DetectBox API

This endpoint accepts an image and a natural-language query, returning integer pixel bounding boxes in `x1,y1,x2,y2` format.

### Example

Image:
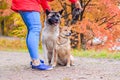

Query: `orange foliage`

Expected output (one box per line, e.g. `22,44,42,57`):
40,0,120,50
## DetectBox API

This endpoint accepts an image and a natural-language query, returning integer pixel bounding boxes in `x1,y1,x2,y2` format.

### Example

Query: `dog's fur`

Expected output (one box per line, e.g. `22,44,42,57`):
42,10,63,65
54,26,75,67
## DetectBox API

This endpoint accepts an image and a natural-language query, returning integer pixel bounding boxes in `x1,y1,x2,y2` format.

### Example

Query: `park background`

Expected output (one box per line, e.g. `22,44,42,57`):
0,0,120,59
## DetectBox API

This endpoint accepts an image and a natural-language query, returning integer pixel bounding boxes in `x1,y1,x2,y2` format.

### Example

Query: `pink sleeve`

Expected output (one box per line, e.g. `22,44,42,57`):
69,0,78,3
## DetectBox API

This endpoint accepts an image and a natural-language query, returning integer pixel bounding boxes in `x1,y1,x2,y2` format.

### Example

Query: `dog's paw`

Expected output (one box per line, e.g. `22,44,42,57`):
66,65,70,67
71,63,75,66
52,64,56,68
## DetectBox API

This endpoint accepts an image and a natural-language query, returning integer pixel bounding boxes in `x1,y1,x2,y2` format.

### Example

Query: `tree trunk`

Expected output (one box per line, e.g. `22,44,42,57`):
1,19,4,35
71,0,86,50
80,33,86,50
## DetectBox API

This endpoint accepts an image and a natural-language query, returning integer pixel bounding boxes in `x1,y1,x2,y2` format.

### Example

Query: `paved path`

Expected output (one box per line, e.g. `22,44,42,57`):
0,51,120,80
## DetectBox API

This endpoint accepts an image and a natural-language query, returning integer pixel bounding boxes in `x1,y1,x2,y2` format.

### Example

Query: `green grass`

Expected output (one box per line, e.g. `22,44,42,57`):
72,49,120,59
2,47,120,60
0,37,120,59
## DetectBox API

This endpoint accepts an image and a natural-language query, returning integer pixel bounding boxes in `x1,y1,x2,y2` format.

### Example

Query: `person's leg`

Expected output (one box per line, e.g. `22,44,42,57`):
19,11,52,70
19,11,40,65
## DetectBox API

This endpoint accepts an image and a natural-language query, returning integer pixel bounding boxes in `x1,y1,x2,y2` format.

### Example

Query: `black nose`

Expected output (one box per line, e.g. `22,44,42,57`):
55,19,59,23
69,32,71,36
56,19,58,22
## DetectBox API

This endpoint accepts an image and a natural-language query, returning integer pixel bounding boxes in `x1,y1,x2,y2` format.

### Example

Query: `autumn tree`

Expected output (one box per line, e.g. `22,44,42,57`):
71,0,120,50
1,0,120,51
0,0,13,36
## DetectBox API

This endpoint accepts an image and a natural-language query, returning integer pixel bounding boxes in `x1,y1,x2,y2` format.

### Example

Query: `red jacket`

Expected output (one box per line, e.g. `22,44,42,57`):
11,0,77,12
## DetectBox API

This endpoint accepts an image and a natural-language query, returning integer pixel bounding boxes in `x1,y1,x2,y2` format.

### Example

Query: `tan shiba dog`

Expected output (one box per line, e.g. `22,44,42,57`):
52,26,75,67
42,9,63,65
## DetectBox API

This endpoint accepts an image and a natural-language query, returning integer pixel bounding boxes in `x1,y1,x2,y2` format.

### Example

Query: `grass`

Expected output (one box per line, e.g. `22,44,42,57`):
0,37,120,59
0,37,27,52
72,49,120,59
0,37,43,53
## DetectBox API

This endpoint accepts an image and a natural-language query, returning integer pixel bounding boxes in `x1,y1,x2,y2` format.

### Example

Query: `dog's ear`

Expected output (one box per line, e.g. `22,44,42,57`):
59,9,64,15
46,9,50,15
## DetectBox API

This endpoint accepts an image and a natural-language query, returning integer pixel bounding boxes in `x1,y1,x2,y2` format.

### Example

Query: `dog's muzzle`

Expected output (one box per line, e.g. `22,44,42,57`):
48,18,59,26
65,32,71,36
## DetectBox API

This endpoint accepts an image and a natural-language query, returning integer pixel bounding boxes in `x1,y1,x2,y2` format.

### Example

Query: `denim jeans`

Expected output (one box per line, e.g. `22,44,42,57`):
19,11,41,60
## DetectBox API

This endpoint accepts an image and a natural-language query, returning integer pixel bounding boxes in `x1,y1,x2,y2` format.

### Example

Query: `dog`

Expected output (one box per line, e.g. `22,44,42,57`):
42,9,63,65
52,26,75,67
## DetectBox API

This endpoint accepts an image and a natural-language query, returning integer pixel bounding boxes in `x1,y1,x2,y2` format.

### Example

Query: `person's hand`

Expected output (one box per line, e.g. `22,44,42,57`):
75,1,83,11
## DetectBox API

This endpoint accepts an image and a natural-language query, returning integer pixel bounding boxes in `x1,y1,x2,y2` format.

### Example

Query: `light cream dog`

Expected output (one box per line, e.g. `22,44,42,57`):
52,26,75,67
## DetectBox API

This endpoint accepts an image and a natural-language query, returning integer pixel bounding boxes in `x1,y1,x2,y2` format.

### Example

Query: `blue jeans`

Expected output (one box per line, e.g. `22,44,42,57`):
19,11,41,60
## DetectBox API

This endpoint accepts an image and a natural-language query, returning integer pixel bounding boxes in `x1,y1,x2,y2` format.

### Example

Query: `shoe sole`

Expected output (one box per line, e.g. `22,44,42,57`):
32,66,53,71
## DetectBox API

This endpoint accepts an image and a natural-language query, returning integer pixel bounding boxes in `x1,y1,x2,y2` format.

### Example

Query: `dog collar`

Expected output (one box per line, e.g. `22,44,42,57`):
56,36,68,45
